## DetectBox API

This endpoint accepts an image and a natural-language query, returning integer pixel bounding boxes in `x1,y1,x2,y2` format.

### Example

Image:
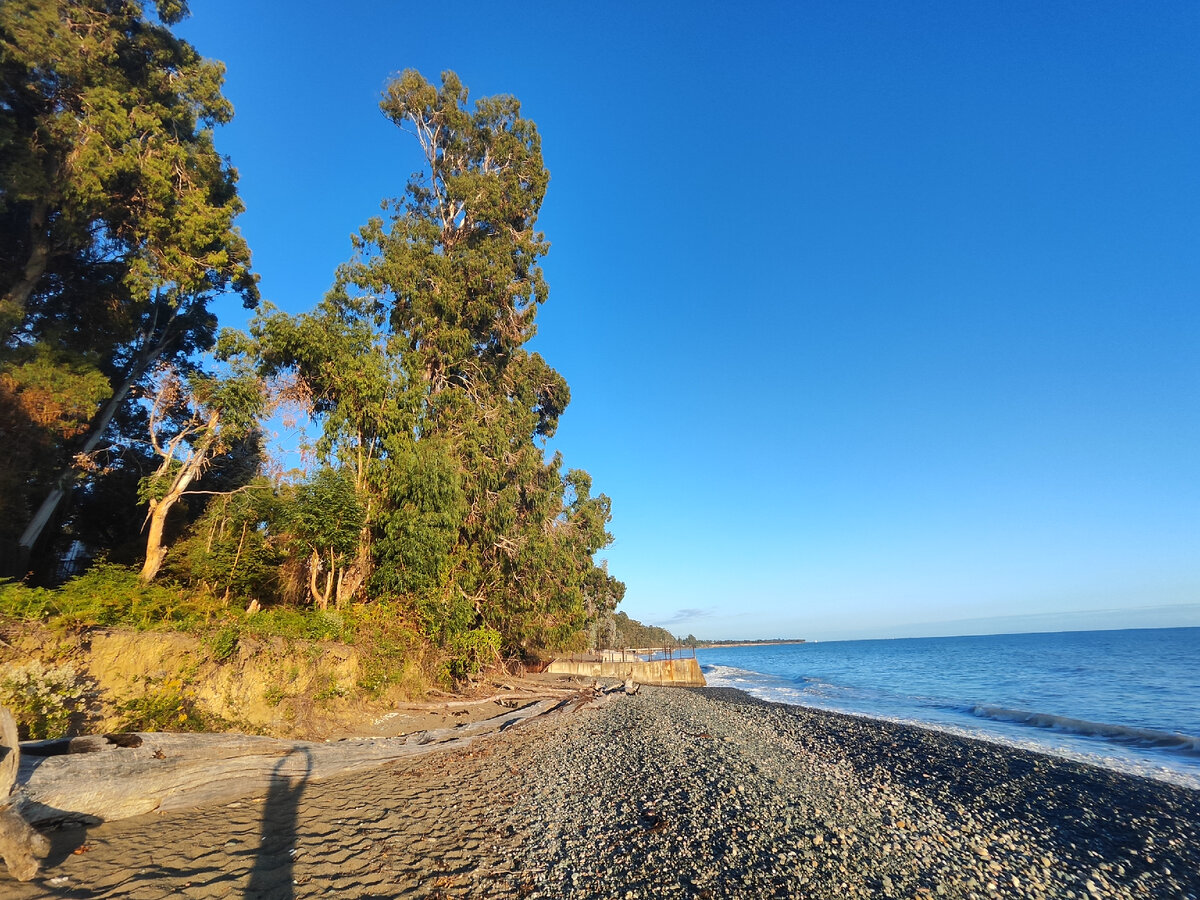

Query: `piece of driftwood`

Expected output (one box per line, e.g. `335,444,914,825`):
0,708,17,794
12,697,563,826
1,707,49,882
393,688,585,710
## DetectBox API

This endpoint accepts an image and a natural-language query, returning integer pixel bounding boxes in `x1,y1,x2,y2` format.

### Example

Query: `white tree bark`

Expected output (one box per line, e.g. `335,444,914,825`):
0,708,49,882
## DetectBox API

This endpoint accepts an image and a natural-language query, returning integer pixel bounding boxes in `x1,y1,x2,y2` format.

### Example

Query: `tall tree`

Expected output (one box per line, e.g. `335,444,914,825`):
0,0,258,574
0,0,256,330
250,294,412,605
338,69,617,655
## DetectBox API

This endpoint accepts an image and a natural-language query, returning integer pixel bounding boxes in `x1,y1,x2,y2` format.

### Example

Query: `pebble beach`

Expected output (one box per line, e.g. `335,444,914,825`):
7,685,1200,899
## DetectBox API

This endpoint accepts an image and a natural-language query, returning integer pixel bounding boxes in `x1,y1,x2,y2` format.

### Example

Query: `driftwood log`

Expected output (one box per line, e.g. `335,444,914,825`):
12,696,570,827
1,707,49,882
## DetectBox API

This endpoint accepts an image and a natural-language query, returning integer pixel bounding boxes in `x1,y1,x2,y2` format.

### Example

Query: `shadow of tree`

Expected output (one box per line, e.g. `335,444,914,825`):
245,749,310,900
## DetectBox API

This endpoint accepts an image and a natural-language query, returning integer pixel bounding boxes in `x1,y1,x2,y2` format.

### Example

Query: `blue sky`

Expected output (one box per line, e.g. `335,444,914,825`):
179,1,1199,641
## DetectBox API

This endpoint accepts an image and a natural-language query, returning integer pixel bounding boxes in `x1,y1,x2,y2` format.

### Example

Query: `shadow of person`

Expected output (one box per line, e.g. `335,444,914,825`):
245,748,311,900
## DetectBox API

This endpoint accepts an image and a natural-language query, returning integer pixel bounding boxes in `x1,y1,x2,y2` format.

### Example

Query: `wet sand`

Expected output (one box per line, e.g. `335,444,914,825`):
5,686,1199,899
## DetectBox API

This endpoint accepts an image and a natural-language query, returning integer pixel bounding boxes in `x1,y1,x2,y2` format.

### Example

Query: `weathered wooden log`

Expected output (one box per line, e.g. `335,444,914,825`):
392,688,583,709
0,708,17,796
1,707,49,882
12,697,563,826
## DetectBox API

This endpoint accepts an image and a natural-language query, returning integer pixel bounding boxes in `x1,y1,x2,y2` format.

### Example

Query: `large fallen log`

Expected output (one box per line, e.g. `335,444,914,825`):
1,707,49,882
393,689,581,710
12,696,563,826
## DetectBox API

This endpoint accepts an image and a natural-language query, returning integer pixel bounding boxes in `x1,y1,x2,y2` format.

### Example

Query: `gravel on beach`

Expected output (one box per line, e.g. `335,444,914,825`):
6,685,1199,899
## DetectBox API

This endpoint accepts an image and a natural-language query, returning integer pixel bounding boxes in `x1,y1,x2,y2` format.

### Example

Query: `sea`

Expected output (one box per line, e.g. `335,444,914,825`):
697,627,1200,789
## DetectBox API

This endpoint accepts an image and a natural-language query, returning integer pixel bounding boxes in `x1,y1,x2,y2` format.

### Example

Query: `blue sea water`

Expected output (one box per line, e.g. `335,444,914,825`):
697,627,1200,788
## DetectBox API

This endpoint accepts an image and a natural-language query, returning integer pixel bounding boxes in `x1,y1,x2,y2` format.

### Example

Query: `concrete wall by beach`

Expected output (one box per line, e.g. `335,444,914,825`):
546,657,706,687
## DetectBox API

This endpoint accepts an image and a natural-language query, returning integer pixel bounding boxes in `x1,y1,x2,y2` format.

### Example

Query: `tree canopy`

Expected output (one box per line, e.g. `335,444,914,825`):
0,46,624,671
250,69,623,657
0,0,259,574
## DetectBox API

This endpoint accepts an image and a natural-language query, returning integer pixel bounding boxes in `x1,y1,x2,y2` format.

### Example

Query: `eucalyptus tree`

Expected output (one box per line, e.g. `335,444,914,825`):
137,350,268,582
249,294,411,605
337,69,619,654
0,0,257,574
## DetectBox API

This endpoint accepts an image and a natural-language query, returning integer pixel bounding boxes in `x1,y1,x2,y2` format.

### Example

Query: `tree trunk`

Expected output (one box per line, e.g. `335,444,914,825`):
334,539,371,608
0,200,51,336
139,410,219,582
14,337,170,577
308,549,332,609
139,498,172,582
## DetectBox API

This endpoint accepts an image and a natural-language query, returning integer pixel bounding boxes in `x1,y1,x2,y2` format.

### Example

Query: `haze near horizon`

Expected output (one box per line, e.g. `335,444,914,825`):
178,1,1199,642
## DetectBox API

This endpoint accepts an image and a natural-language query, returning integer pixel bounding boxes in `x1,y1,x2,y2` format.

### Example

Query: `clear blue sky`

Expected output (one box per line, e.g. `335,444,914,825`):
178,1,1199,641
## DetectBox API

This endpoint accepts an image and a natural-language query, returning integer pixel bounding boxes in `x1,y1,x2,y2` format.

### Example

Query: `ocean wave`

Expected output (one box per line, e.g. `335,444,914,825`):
702,664,768,683
969,705,1200,755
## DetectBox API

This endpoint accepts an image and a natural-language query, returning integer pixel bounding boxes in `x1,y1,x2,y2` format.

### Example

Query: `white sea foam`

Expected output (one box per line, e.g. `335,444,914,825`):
969,705,1200,755
701,656,1200,790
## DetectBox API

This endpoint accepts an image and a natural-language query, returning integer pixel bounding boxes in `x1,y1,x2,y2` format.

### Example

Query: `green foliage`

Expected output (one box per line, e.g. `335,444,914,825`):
0,345,113,548
600,612,678,650
445,626,501,682
287,468,366,566
117,676,224,732
0,0,258,324
136,360,271,582
0,562,222,629
0,660,85,739
372,439,466,596
239,607,356,643
0,0,258,577
346,600,425,694
162,479,283,601
208,624,240,661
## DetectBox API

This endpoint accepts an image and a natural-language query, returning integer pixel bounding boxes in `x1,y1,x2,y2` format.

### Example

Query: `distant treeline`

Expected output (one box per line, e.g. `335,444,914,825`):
595,613,680,650
0,2,623,676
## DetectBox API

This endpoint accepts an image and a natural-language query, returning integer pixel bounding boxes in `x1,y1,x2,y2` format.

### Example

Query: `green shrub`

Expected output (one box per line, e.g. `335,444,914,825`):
241,607,355,643
445,626,501,682
117,678,224,732
0,660,85,740
208,624,240,661
0,581,55,620
0,563,224,630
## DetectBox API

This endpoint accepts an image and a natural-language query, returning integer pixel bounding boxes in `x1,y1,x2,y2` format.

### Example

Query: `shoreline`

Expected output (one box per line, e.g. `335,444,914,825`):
705,685,1200,792
6,683,1198,898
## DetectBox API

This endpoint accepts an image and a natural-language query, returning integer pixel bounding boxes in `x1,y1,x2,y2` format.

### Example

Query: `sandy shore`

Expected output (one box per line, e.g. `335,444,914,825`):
5,685,1199,899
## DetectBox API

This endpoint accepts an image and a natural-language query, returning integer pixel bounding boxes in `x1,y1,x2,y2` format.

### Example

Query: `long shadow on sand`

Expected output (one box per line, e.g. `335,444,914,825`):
245,749,311,900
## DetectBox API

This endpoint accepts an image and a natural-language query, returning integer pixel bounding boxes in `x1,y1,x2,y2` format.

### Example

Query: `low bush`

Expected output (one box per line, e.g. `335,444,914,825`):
0,660,85,740
0,563,224,631
117,677,227,732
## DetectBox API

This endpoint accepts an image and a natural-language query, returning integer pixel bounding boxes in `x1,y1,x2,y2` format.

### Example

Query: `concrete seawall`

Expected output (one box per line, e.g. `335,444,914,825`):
546,657,706,687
